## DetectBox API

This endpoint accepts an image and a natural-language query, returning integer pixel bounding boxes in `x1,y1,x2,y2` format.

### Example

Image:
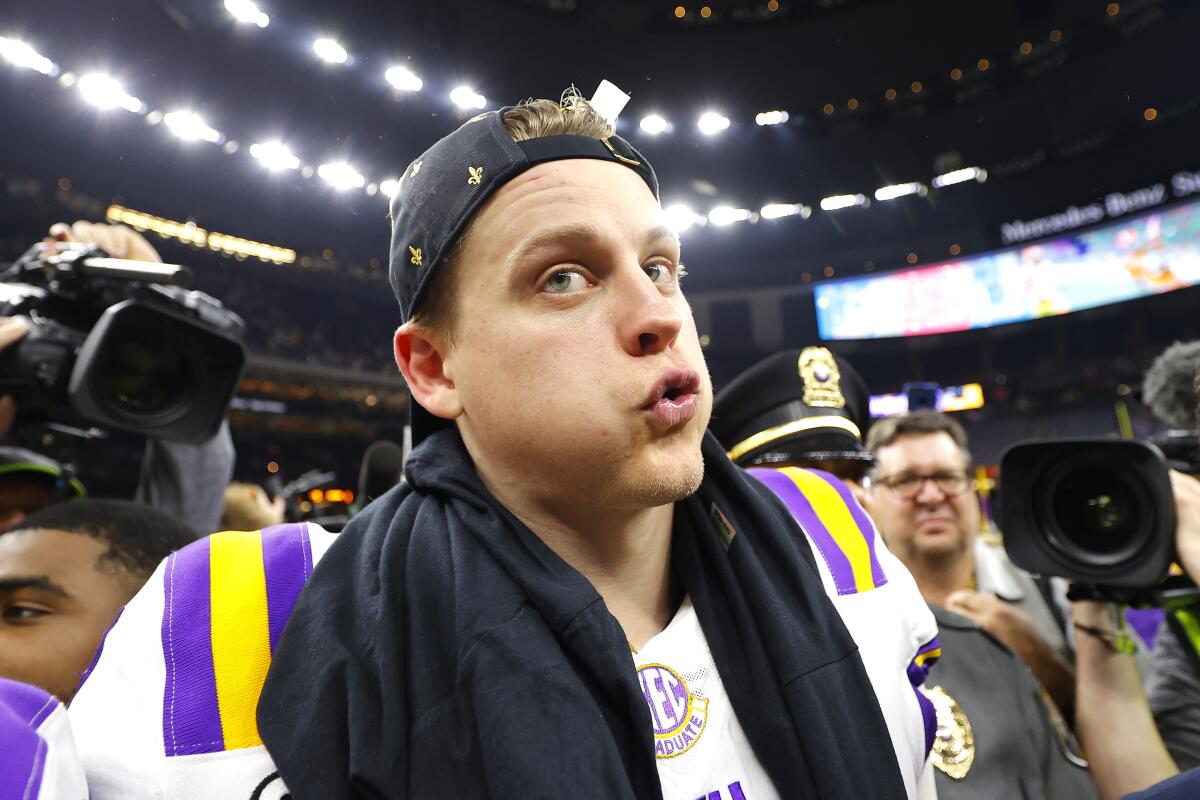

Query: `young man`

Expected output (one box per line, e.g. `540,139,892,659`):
70,95,933,799
0,499,196,701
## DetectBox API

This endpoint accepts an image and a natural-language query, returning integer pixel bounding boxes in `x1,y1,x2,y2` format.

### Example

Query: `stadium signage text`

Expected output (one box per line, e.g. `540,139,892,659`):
1000,170,1200,245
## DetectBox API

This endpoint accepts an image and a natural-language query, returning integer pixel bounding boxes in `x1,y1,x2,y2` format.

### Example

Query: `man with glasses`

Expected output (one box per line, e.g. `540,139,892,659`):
863,410,1074,711
863,410,1098,798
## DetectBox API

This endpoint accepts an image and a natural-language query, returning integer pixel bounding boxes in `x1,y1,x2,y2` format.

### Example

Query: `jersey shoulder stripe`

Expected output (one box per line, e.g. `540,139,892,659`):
161,522,314,757
748,466,887,595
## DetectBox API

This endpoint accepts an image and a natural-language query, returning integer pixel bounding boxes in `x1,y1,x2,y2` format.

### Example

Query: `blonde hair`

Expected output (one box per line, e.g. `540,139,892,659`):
411,91,614,335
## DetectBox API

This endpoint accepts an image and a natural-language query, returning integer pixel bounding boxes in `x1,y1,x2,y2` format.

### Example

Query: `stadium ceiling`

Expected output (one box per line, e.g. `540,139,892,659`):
0,0,1195,293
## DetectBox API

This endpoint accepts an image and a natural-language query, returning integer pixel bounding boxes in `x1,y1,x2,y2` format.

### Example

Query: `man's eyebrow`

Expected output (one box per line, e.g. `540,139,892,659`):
506,222,605,269
0,575,71,598
506,223,681,270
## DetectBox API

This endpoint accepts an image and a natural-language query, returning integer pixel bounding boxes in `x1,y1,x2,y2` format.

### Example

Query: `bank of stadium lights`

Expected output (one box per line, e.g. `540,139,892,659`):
708,206,752,226
874,181,927,202
931,166,987,188
379,179,401,198
250,141,300,171
449,85,486,110
760,202,811,220
0,36,57,75
76,73,143,113
639,114,670,135
664,204,707,233
384,66,423,93
312,38,348,64
697,111,730,136
819,193,868,211
224,0,269,28
755,110,789,126
163,111,222,144
317,161,366,190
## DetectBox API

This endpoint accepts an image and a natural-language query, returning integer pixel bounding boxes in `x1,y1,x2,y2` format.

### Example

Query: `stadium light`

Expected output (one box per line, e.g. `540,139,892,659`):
664,203,706,233
639,114,669,135
379,178,401,198
0,36,56,75
249,141,300,171
449,85,486,110
708,206,752,226
224,0,269,28
819,193,868,211
755,110,789,126
312,38,348,64
874,182,927,202
163,110,222,144
318,161,366,190
931,166,987,188
697,111,730,136
385,66,423,92
77,73,143,113
760,203,811,220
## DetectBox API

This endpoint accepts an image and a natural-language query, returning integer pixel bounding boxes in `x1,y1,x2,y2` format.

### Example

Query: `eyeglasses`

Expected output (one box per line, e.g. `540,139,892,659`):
871,470,971,500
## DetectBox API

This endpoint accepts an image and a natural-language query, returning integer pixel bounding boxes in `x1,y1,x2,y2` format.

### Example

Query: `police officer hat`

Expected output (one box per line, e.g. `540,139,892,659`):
711,347,873,467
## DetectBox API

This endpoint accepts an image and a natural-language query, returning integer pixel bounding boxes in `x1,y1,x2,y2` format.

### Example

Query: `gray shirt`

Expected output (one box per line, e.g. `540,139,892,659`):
1146,620,1200,770
134,420,234,536
925,605,1098,800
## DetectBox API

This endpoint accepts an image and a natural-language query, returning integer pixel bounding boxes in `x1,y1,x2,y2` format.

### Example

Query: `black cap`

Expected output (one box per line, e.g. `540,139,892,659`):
387,107,659,445
711,347,873,467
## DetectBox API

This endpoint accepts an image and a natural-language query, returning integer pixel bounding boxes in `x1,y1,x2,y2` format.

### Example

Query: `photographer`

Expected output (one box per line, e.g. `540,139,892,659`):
0,221,237,534
1073,471,1200,799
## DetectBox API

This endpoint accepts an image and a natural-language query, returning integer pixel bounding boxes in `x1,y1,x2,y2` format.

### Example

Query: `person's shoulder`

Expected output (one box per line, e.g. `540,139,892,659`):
0,678,87,800
746,466,889,596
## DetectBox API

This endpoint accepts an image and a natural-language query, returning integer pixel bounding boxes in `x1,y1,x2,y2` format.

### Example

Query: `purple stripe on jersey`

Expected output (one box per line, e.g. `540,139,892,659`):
808,469,888,589
161,540,225,756
914,687,937,758
261,523,315,654
0,679,53,800
749,468,857,595
74,606,124,699
907,638,942,687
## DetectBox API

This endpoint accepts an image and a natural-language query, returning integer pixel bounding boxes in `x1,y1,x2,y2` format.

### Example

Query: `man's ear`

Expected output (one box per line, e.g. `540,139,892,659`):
394,323,462,421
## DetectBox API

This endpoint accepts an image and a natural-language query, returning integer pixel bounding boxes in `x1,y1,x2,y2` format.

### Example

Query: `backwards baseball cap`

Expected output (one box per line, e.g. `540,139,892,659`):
710,347,873,468
388,100,660,445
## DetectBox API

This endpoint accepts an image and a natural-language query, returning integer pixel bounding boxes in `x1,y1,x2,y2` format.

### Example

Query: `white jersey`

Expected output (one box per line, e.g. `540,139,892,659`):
69,522,339,799
748,467,940,800
633,597,778,800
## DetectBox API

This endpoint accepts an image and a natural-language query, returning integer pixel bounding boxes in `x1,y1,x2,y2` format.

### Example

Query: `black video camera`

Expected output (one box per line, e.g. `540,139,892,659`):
0,242,245,443
997,438,1183,594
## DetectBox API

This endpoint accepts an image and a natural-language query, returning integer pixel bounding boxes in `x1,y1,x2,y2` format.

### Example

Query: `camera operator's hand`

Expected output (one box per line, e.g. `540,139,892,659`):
0,316,29,435
44,221,163,263
1170,470,1200,584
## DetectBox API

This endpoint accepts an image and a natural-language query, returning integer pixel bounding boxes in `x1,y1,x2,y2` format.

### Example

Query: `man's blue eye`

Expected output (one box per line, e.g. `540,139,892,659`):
543,271,586,293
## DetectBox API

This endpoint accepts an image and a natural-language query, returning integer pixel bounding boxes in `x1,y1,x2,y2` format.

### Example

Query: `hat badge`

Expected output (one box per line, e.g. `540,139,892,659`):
798,346,845,408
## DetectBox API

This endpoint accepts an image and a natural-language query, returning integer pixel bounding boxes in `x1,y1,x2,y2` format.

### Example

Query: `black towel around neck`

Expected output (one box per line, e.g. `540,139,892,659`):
257,429,905,799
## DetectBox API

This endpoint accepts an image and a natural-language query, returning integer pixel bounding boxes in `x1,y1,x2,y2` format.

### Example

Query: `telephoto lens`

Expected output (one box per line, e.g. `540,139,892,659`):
997,439,1177,588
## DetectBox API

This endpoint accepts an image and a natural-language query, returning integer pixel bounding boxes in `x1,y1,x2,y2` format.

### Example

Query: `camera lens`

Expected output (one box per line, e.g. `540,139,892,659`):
96,338,193,419
1041,459,1152,567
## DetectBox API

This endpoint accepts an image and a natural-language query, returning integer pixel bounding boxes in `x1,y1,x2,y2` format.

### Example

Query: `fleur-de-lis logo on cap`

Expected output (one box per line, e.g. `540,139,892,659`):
408,246,423,266
467,165,484,185
411,159,423,176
